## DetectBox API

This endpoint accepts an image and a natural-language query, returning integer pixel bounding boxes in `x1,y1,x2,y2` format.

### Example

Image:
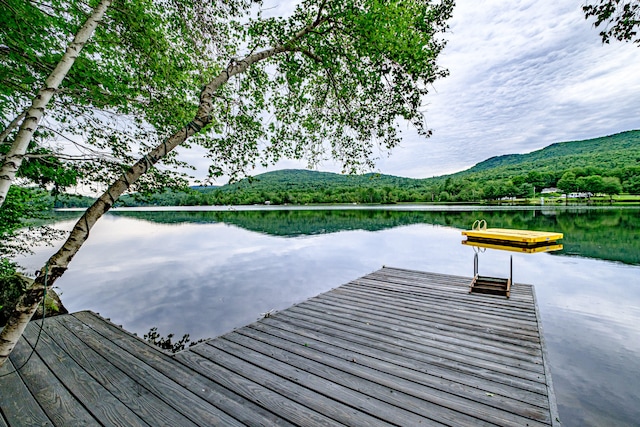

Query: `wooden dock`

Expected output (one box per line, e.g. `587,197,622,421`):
0,267,560,426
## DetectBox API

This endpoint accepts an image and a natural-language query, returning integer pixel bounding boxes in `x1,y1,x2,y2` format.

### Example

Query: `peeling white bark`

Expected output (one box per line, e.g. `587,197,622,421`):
0,110,27,144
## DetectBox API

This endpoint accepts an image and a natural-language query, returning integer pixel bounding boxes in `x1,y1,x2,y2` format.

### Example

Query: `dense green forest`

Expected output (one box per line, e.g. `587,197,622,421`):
459,131,640,175
106,208,640,265
111,130,640,206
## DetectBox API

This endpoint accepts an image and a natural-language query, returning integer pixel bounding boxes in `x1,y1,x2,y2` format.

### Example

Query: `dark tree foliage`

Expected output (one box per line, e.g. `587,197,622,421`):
0,259,29,326
584,0,640,44
1,0,261,197
0,186,64,258
143,327,206,353
0,140,79,194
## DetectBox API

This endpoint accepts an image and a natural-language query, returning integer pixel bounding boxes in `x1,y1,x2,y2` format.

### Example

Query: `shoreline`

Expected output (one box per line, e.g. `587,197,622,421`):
55,200,640,213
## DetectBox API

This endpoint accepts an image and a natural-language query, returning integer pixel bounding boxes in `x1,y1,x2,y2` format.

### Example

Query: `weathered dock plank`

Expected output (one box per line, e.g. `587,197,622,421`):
181,341,365,426
0,358,52,427
226,327,550,426
301,296,544,357
322,289,541,340
73,311,295,427
55,313,241,427
252,317,550,410
5,335,97,426
0,266,560,426
21,322,148,427
271,308,549,395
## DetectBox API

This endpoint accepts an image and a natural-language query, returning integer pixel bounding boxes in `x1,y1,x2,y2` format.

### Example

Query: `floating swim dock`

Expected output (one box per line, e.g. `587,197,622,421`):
462,228,563,245
461,221,564,298
461,220,563,249
0,267,560,426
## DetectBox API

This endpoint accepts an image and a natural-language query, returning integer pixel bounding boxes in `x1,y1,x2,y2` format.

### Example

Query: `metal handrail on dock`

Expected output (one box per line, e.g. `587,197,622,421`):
462,221,563,298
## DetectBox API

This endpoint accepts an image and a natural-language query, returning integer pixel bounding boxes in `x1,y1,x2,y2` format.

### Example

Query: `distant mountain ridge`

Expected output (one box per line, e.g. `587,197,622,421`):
108,129,640,207
220,129,640,185
455,130,640,177
218,169,417,190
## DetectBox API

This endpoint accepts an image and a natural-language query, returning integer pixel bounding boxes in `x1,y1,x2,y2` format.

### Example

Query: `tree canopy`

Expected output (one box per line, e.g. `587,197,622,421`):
0,0,456,367
193,0,454,179
0,0,258,200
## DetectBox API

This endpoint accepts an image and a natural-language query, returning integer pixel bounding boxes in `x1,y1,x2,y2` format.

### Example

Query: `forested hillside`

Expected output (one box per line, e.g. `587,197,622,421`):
110,130,640,206
459,130,640,177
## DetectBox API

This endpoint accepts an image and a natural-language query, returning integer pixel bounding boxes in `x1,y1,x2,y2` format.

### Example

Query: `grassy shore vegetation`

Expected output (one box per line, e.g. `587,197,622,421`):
109,130,640,207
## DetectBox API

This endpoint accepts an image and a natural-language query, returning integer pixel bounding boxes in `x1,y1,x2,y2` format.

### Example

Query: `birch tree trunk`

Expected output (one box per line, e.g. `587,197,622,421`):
0,0,112,207
0,32,313,366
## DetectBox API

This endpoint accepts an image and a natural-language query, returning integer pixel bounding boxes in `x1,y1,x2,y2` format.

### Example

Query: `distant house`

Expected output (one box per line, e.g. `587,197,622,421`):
568,192,593,198
541,187,560,194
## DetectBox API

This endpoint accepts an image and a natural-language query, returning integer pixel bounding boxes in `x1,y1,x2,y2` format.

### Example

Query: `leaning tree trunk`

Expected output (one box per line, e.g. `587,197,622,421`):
0,31,318,366
0,0,112,207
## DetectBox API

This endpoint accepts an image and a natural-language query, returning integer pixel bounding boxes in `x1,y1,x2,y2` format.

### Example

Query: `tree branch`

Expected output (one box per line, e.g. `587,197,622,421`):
299,48,324,64
0,10,334,368
315,0,329,25
0,110,27,144
0,0,113,208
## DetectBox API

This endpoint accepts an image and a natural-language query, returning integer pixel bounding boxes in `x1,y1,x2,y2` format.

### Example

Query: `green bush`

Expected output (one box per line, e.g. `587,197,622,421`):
0,259,29,326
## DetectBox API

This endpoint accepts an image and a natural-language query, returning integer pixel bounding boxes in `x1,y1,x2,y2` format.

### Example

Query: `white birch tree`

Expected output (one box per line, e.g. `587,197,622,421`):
1,0,255,200
0,0,112,206
0,0,455,366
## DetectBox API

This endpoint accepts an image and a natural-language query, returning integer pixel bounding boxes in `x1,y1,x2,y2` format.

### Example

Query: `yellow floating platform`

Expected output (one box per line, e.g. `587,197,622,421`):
462,228,563,244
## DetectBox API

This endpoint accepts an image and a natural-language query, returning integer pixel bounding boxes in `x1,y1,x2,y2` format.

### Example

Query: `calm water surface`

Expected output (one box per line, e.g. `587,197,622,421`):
18,206,640,427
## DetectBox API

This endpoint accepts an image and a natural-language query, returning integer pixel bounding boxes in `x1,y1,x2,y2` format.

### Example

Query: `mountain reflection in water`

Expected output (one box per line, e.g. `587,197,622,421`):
109,207,640,265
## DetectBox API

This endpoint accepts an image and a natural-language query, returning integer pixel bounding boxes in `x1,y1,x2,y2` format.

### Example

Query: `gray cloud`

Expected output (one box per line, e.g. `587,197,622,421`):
378,0,640,177
178,0,640,182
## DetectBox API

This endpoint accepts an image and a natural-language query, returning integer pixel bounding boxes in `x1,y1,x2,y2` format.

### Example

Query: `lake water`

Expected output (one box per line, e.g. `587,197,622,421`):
17,206,640,426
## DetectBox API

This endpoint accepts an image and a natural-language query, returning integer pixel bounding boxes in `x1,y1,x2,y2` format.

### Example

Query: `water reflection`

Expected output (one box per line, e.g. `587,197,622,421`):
18,207,640,427
545,311,640,427
108,207,640,264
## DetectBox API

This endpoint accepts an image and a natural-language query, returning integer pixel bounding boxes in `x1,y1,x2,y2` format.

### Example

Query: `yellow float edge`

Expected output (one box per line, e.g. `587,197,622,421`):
461,228,564,243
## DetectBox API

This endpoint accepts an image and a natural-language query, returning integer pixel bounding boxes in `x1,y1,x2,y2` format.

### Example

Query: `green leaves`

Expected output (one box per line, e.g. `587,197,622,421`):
0,186,66,258
2,0,455,193
1,0,258,193
200,0,454,180
584,0,640,45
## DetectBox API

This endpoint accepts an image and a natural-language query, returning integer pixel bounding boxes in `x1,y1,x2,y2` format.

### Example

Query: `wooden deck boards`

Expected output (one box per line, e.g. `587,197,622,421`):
0,266,560,426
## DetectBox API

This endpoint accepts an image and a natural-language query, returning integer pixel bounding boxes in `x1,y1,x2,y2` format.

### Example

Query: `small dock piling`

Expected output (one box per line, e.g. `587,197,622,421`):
0,267,560,426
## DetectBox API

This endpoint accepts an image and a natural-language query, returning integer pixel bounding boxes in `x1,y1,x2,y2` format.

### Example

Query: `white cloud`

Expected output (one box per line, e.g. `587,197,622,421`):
372,0,640,178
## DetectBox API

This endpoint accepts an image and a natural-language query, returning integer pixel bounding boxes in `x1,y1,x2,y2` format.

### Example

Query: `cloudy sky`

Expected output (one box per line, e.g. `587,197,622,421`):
373,0,640,178
179,0,640,182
